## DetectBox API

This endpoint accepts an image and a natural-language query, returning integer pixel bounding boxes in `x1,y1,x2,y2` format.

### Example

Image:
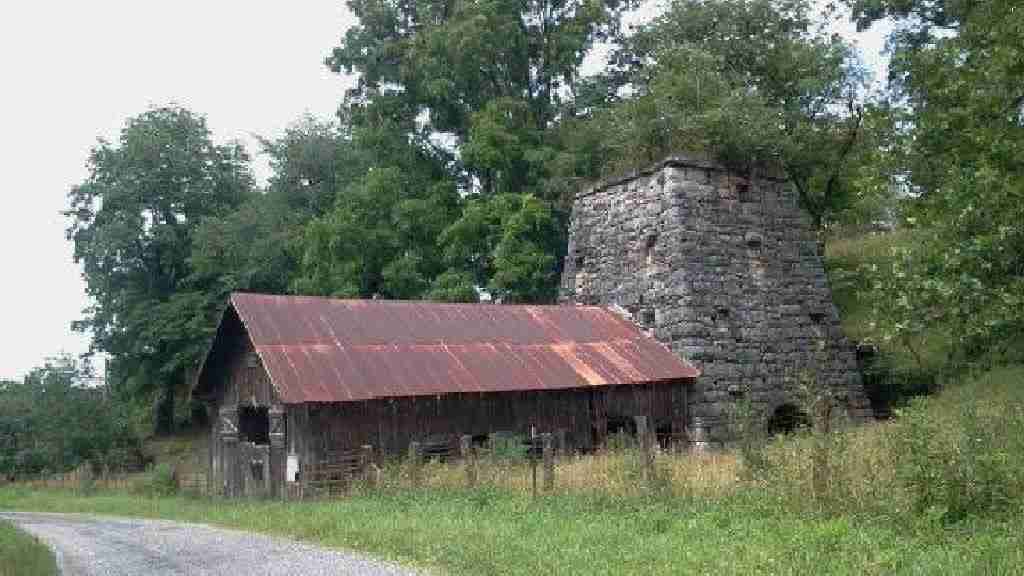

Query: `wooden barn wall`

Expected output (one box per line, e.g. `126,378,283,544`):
215,326,277,410
300,381,688,458
208,314,280,493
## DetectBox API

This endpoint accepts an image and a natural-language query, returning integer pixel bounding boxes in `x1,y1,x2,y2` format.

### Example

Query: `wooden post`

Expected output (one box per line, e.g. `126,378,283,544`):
530,428,538,498
408,441,421,488
361,445,376,489
269,405,286,500
555,429,568,457
460,435,476,488
542,433,555,491
219,406,239,498
634,415,654,484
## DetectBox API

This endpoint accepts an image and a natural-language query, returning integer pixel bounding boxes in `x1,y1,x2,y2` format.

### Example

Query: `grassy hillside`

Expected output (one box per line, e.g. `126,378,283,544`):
0,521,57,576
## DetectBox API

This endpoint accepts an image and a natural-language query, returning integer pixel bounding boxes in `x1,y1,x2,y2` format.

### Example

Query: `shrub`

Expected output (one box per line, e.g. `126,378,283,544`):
891,394,1024,524
143,463,179,497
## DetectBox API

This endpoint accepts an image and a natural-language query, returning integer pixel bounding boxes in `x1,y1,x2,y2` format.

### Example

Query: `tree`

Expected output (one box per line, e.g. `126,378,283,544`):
851,0,1024,362
65,106,253,434
439,193,563,302
327,0,637,195
0,355,144,477
560,0,881,229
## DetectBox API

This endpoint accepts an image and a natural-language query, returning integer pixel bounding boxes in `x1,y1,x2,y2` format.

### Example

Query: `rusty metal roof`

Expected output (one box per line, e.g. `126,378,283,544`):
206,292,698,404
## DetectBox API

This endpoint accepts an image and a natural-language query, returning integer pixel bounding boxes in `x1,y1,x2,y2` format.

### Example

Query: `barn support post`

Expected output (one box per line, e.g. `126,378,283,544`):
219,407,239,497
541,433,555,491
269,405,286,500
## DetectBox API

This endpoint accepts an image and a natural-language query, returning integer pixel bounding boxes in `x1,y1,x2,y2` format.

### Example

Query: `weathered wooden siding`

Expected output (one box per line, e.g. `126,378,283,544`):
215,321,278,410
300,381,688,459
207,310,280,495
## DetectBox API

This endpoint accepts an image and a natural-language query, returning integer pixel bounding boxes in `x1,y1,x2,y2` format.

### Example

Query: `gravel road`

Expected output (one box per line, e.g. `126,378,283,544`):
0,512,422,576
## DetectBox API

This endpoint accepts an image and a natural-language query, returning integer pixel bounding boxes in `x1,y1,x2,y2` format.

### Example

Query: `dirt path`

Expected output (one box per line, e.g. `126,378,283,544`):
0,512,421,576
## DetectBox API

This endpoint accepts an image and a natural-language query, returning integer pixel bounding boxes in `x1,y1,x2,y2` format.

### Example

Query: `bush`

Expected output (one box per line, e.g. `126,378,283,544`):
891,393,1024,524
143,463,178,497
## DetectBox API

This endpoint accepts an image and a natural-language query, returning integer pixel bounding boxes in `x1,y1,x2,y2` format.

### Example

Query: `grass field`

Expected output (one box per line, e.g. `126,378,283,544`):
0,520,57,576
2,366,1022,575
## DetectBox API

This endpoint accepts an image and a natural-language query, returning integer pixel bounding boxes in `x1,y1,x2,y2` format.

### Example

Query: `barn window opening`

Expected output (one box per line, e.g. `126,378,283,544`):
809,312,826,324
766,404,810,436
606,415,638,440
239,406,270,445
575,255,586,269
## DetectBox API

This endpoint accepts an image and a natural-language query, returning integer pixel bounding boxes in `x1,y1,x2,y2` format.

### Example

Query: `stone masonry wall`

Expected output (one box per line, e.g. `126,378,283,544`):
560,155,872,446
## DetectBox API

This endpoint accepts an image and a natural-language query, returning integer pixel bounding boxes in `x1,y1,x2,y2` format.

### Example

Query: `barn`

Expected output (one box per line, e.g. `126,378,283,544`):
192,293,699,498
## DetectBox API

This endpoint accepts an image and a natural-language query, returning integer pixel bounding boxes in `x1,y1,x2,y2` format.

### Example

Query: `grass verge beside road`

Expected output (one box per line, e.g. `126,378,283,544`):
1,484,1022,575
0,520,57,576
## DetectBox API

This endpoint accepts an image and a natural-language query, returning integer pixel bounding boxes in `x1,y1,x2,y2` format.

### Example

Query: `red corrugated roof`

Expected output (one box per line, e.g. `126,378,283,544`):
204,293,698,404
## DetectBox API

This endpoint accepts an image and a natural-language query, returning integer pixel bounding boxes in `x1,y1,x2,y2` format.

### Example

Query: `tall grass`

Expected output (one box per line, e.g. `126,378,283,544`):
735,366,1024,525
0,521,57,576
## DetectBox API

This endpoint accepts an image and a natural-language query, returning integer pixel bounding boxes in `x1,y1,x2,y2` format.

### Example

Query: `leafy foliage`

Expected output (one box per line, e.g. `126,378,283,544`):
0,356,144,478
557,0,886,229
64,106,253,433
852,0,1024,363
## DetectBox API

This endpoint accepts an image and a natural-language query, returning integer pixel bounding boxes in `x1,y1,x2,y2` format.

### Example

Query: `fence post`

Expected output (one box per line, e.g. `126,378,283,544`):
542,433,555,491
634,415,655,484
530,428,538,498
408,441,421,489
460,435,477,488
361,445,376,489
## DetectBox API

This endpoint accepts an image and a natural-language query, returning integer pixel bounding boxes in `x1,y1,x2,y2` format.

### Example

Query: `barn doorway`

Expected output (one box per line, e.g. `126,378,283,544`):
766,404,809,435
238,406,270,445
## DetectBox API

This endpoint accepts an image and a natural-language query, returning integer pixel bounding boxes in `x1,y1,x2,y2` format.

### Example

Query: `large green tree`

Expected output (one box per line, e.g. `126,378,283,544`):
65,106,253,434
852,0,1024,363
557,0,883,229
299,0,632,302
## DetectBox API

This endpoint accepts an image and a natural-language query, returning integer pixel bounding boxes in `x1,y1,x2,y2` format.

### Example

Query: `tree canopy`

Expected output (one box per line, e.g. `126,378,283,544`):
852,0,1024,363
65,106,254,433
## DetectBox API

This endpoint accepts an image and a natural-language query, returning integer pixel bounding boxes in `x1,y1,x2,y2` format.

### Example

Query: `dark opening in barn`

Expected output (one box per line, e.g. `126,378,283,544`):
239,406,269,445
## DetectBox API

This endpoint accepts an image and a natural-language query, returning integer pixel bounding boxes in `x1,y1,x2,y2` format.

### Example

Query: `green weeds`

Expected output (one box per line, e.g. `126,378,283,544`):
0,520,57,576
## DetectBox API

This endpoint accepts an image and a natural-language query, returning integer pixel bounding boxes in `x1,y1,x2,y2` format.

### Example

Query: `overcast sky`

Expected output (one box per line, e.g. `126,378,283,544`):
0,2,887,381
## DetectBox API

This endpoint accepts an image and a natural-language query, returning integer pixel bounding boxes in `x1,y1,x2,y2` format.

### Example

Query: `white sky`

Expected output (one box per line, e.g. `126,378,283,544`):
0,1,888,381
